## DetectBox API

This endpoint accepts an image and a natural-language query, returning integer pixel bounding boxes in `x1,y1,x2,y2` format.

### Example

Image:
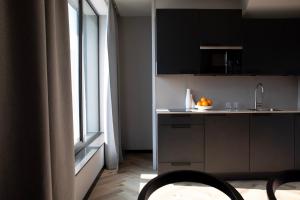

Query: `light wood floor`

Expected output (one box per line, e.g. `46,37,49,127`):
88,153,300,200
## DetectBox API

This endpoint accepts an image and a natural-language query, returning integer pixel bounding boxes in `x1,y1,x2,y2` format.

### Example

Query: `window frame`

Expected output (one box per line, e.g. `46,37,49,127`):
69,0,101,155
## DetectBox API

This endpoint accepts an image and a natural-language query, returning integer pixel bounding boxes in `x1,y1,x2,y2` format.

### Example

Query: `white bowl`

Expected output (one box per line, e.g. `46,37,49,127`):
195,105,213,110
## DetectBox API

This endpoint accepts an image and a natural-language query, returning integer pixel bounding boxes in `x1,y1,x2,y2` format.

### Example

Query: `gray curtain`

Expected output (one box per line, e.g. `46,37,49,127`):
103,0,123,169
0,0,75,199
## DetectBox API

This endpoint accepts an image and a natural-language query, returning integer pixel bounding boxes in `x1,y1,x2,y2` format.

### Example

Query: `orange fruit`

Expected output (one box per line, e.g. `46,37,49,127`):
207,99,213,106
201,101,209,106
197,101,201,106
200,97,207,102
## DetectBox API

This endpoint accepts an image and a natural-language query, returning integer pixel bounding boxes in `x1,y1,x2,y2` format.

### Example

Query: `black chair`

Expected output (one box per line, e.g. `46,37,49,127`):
266,170,300,200
138,170,244,200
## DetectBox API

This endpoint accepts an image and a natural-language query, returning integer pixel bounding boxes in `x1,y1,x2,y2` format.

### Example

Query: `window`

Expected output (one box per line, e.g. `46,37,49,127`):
68,0,100,152
68,0,80,145
82,0,100,139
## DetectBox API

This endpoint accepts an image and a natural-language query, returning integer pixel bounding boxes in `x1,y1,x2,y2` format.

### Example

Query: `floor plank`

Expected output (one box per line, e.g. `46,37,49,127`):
88,153,300,200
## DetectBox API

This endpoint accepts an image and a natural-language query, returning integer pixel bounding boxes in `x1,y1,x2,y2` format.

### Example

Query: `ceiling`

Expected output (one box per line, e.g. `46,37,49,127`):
243,0,300,17
114,0,151,16
112,0,300,17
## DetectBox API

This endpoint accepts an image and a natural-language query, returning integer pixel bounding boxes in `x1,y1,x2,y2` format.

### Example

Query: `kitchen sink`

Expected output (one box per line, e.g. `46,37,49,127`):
247,108,282,112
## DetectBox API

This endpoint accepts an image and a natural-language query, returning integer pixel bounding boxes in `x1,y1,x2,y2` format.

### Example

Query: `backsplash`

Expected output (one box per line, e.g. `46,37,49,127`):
156,75,298,110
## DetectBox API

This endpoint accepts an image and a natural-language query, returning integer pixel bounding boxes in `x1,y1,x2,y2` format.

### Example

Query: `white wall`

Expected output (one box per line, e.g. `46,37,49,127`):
156,75,298,110
119,17,152,150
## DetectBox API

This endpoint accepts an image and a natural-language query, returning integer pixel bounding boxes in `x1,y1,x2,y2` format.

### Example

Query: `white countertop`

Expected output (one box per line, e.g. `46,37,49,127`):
156,108,300,114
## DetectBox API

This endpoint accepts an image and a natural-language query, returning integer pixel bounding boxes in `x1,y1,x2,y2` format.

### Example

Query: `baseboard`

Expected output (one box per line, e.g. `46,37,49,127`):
83,167,105,200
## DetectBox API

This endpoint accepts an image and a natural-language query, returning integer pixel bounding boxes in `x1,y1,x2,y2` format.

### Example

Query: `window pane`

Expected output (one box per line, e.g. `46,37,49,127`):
68,2,81,145
82,0,100,136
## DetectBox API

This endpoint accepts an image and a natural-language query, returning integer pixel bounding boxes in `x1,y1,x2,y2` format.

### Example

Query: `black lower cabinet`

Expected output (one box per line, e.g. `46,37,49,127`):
250,114,294,172
158,115,205,173
295,115,300,169
205,115,249,173
158,124,204,163
157,113,297,176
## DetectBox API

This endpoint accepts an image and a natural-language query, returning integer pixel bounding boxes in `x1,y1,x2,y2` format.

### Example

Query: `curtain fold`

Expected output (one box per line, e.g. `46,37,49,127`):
0,0,75,199
102,0,123,170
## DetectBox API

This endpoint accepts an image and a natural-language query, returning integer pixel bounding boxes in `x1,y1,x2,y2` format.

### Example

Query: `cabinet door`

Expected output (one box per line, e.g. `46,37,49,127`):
158,124,204,163
205,115,249,173
280,19,300,75
295,115,300,169
156,9,200,74
250,114,294,172
242,19,300,75
199,9,242,46
242,19,284,75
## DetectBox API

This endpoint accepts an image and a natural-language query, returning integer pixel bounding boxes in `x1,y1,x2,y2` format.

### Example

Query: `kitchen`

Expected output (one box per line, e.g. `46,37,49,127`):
152,0,300,179
3,0,300,199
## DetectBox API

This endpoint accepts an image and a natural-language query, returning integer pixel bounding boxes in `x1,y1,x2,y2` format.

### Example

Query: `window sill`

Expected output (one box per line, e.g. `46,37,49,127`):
74,132,104,175
75,131,103,155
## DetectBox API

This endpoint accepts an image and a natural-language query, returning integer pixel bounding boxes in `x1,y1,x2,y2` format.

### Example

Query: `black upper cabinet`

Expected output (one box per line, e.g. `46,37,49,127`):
156,9,242,75
243,19,300,75
157,9,300,75
281,19,300,75
242,19,280,75
156,9,200,74
199,10,242,46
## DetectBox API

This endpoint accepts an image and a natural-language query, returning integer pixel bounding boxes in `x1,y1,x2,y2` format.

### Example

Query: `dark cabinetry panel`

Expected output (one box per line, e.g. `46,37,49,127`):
250,114,294,172
156,9,200,74
156,9,300,75
295,115,300,169
158,115,204,163
243,19,300,75
157,113,298,176
205,115,249,173
158,125,204,163
243,19,281,74
156,9,242,74
280,19,300,75
199,10,242,46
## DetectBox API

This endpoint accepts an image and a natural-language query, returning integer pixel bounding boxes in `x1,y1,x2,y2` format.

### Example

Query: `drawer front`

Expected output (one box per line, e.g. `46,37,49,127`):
158,125,204,163
158,162,204,174
158,114,204,125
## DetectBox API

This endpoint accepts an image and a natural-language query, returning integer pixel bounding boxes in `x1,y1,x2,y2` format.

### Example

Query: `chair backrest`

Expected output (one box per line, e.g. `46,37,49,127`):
266,170,300,200
138,170,244,200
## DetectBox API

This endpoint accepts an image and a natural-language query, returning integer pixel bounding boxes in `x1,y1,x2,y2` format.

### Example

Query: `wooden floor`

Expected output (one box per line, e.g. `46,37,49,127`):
88,153,300,200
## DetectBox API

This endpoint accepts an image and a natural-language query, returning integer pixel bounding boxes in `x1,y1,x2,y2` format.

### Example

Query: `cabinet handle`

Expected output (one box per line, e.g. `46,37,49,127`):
171,162,191,166
171,124,191,128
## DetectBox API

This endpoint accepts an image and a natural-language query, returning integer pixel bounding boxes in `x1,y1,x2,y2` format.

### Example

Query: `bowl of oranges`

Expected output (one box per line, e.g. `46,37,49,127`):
196,97,213,110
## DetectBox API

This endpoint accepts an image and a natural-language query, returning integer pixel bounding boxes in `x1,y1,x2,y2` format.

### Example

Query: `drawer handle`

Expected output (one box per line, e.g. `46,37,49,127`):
171,124,191,128
171,162,191,166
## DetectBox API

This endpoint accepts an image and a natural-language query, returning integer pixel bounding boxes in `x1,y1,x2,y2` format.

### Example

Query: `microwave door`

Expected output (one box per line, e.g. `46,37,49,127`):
227,51,242,74
201,50,227,74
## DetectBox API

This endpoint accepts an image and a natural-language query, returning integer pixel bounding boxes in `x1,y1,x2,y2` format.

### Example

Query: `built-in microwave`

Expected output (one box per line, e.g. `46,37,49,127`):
200,46,242,74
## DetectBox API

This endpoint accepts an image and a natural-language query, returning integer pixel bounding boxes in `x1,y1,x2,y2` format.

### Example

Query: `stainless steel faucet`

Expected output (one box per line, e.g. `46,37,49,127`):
255,83,264,110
